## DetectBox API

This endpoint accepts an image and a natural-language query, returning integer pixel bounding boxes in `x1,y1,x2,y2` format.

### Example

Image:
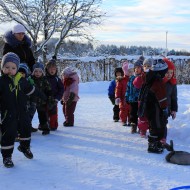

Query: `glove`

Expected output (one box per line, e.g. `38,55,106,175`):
115,98,120,105
67,92,75,106
60,100,64,105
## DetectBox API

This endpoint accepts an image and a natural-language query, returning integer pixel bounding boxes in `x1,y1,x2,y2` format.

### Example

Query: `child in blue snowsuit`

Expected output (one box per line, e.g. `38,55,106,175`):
108,67,124,122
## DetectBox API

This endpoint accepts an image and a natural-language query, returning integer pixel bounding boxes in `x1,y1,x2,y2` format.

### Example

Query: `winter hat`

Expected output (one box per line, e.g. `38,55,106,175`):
32,62,45,75
114,67,124,77
62,67,76,78
12,24,26,34
143,58,154,67
134,56,145,67
163,58,177,85
1,52,20,71
128,63,134,70
18,63,29,76
151,59,168,71
151,58,168,78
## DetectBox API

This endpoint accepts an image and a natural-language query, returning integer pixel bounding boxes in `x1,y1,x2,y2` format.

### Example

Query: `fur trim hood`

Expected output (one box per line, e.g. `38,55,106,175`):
3,30,32,48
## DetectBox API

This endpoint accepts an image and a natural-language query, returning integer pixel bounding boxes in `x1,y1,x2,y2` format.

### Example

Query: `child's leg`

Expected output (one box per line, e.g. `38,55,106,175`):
130,102,138,133
18,114,31,148
64,101,77,126
1,120,17,167
28,102,38,132
146,102,166,153
119,101,127,125
113,105,120,121
17,114,33,159
48,104,58,130
37,107,50,134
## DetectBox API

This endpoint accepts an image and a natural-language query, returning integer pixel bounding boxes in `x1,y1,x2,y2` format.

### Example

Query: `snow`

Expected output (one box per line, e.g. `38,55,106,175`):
0,81,190,190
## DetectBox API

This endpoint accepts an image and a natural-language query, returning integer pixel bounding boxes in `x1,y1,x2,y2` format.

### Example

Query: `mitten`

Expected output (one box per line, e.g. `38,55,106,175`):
28,76,35,85
67,92,75,106
115,98,120,105
171,111,176,120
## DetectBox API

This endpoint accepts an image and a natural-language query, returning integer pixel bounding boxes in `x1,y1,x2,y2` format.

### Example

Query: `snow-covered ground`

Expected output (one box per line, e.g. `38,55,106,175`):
0,81,190,190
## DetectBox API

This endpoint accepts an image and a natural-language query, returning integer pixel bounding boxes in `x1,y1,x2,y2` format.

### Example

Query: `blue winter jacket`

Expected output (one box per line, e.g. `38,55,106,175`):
108,79,116,97
125,75,140,103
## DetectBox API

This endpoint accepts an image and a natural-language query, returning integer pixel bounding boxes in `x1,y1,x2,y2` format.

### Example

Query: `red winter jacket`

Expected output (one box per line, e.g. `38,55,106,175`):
115,75,129,101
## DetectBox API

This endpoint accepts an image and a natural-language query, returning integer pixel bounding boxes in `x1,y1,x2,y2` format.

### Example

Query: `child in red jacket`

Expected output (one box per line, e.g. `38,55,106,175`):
115,61,131,126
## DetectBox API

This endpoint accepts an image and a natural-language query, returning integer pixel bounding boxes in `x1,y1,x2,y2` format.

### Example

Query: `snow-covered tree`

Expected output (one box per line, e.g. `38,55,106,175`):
0,0,105,61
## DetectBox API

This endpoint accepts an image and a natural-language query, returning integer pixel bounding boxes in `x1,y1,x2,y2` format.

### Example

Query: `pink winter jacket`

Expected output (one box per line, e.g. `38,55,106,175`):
61,68,79,102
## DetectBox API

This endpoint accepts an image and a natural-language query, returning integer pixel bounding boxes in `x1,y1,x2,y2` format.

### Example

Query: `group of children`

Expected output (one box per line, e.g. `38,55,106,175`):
0,52,79,168
108,56,178,154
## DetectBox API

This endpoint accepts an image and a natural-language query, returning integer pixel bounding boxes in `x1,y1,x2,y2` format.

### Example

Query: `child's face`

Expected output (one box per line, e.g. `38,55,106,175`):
33,68,43,78
128,68,134,76
48,66,57,75
2,62,17,76
165,69,173,80
115,71,122,77
20,72,26,78
134,66,142,75
143,64,151,72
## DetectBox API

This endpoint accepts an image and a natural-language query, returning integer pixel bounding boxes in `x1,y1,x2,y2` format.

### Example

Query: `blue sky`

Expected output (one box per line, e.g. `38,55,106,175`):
90,0,190,51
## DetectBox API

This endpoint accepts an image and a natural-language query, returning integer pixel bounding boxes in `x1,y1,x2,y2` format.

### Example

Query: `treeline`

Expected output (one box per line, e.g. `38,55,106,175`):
0,37,190,58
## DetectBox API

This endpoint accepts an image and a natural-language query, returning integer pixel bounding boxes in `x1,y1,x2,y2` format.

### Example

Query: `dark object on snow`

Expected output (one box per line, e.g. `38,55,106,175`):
166,151,190,165
163,140,174,151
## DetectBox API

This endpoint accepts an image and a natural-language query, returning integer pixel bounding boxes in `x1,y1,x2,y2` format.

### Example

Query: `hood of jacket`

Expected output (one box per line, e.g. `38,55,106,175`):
3,30,32,48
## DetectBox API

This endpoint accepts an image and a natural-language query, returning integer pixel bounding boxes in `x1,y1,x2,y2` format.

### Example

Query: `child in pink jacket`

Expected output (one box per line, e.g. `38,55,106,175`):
61,67,79,127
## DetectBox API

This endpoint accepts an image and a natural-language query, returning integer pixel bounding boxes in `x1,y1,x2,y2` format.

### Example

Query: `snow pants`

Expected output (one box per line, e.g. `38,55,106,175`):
63,101,77,125
119,101,130,123
48,103,58,129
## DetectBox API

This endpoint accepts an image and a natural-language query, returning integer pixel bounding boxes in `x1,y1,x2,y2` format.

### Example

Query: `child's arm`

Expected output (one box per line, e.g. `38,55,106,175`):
55,77,64,101
171,85,178,119
133,75,143,89
108,80,116,105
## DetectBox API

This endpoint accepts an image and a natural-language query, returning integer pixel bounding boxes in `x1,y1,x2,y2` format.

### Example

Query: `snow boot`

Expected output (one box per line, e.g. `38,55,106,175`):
122,122,127,126
42,130,50,135
131,123,137,134
148,135,164,154
18,145,33,159
64,122,74,127
3,157,14,168
140,130,147,138
31,126,38,132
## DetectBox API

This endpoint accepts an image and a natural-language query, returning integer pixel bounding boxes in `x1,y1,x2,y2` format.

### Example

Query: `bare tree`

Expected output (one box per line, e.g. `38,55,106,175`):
0,0,105,61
